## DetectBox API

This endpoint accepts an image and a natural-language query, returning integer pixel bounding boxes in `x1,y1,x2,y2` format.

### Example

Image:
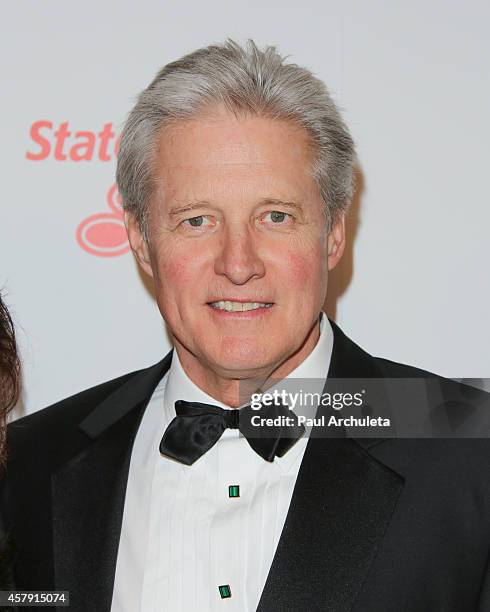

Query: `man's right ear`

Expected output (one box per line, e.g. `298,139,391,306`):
125,212,154,278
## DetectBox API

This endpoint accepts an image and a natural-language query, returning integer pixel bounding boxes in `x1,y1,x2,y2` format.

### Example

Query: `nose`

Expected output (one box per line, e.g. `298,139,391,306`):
213,224,266,285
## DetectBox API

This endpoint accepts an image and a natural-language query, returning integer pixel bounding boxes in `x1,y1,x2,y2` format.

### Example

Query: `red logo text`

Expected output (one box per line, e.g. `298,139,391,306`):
26,120,119,162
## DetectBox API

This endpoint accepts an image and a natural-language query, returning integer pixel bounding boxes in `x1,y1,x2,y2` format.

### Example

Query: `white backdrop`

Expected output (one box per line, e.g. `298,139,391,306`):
1,0,489,416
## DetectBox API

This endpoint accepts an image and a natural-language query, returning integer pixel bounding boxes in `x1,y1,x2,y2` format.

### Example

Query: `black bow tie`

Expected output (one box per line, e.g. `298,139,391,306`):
159,399,305,465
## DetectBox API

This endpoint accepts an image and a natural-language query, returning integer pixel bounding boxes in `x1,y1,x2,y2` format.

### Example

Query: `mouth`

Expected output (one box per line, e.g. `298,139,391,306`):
206,300,274,313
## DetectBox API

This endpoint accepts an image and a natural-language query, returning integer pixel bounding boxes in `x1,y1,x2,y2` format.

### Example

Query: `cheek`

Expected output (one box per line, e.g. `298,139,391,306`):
170,256,195,284
281,247,327,292
282,252,309,285
153,252,195,289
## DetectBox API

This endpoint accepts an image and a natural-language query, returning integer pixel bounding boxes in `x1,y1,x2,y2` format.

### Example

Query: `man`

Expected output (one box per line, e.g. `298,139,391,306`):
1,40,490,612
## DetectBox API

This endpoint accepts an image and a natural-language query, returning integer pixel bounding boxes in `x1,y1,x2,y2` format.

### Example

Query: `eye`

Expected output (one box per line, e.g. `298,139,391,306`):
183,215,209,228
262,210,293,224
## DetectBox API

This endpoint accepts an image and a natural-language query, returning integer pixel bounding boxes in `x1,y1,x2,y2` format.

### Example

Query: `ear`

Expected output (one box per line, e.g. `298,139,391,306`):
327,214,346,271
125,212,154,278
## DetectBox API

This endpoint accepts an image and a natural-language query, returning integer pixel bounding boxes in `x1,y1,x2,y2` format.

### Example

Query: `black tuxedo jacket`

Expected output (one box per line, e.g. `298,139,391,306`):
1,321,490,611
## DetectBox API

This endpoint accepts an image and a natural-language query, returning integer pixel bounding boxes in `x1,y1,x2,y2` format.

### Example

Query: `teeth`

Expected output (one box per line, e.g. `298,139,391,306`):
209,301,273,312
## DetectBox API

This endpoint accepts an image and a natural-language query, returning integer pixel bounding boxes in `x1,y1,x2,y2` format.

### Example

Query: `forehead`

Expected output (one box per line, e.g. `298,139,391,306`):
153,108,316,189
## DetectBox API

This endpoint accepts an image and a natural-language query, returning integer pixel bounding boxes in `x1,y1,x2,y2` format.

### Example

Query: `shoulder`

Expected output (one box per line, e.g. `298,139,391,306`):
331,317,488,406
373,354,488,405
3,367,154,485
9,370,139,430
3,350,174,482
333,325,490,467
9,369,143,439
358,356,490,493
373,355,437,378
5,351,172,472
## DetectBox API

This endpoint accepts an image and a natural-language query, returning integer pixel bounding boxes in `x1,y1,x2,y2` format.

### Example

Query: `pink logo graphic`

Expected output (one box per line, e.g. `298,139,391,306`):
76,184,130,257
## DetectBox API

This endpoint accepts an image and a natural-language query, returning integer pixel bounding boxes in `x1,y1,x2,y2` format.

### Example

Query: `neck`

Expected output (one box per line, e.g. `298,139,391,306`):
173,318,321,407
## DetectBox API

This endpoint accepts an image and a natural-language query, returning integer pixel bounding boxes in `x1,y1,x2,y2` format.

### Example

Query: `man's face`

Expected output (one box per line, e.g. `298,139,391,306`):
127,107,344,381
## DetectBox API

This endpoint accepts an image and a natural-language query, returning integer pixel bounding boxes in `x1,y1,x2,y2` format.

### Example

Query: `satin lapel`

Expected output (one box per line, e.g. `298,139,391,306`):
51,352,173,612
257,320,404,612
256,436,403,612
51,404,145,612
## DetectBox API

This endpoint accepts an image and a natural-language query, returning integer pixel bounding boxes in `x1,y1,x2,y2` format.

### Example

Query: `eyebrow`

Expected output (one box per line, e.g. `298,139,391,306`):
168,198,305,216
168,201,212,216
260,198,305,214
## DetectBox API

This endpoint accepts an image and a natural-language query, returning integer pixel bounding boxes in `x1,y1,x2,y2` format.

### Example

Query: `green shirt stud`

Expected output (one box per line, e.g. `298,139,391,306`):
228,485,240,498
218,584,232,599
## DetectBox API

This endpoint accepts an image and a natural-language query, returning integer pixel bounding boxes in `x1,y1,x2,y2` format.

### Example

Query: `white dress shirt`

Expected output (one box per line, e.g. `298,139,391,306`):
111,313,333,612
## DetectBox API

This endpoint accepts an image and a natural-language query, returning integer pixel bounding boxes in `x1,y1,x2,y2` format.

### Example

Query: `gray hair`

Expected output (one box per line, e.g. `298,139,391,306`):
116,39,356,239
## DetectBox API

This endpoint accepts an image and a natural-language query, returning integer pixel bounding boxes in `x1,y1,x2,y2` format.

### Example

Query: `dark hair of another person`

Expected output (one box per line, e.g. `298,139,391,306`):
0,295,20,467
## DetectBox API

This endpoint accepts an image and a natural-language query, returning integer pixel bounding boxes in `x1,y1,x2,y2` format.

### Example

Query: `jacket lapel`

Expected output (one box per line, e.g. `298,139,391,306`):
256,320,404,612
51,352,173,612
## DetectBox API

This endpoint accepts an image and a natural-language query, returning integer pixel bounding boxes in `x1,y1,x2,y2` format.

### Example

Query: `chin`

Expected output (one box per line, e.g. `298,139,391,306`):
207,339,278,375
